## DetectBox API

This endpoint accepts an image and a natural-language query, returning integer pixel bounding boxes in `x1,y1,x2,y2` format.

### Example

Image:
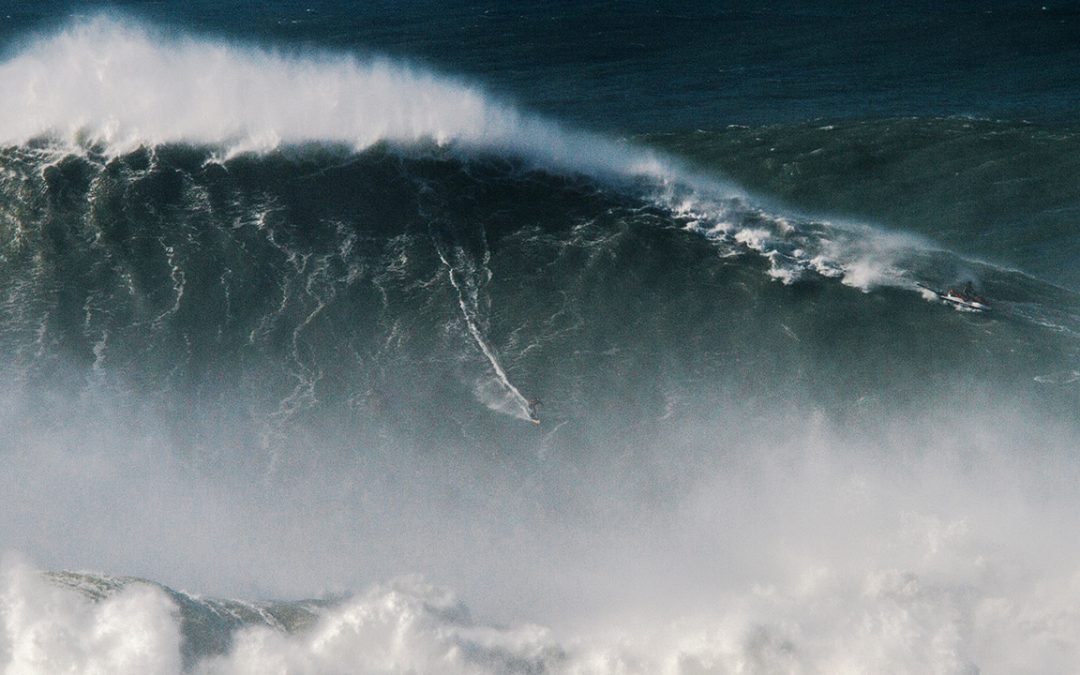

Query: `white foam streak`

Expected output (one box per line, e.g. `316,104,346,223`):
435,245,532,420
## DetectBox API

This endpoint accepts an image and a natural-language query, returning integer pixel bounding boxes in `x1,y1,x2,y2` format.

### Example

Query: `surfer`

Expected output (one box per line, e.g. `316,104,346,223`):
527,398,542,423
947,281,973,299
955,281,988,304
958,281,976,299
941,280,990,311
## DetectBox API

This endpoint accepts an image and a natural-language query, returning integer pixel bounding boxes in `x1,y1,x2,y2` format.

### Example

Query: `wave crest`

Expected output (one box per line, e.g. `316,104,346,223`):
0,16,665,179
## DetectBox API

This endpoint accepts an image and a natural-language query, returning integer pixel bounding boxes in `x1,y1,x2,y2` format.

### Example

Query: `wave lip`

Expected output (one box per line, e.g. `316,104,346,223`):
0,17,492,152
0,16,668,180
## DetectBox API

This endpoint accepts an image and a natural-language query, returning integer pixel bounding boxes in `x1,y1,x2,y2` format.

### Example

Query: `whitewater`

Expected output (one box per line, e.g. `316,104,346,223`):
2,13,1080,675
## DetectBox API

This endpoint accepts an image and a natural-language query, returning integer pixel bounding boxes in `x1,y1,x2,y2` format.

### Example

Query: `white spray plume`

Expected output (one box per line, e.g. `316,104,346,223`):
0,16,668,180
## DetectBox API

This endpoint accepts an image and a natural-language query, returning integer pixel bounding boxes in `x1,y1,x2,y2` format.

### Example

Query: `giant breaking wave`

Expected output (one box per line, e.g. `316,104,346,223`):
2,15,1080,675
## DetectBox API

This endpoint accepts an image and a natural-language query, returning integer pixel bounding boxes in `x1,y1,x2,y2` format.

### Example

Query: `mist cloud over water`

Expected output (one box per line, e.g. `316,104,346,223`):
2,11,1080,675
6,404,1080,674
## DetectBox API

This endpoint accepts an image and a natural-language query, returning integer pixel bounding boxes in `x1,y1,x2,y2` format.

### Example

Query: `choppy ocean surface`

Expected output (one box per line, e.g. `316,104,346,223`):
2,3,1079,673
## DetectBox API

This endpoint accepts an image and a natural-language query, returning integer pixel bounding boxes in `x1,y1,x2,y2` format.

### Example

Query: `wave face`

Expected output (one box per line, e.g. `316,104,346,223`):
3,14,1080,675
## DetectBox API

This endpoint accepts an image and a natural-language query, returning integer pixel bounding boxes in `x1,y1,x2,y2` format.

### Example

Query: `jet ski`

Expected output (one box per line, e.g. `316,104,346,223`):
942,288,991,312
917,282,991,312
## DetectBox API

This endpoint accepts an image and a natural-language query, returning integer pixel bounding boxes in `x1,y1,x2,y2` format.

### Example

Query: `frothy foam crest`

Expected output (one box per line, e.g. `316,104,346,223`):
673,189,943,292
0,16,667,180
